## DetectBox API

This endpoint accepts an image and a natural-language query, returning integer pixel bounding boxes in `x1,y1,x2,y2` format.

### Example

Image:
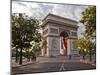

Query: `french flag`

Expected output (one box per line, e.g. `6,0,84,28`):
63,37,67,50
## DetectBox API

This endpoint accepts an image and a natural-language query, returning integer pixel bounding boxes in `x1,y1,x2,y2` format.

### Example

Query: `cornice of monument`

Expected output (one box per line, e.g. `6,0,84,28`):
42,13,78,23
42,13,79,28
42,19,79,28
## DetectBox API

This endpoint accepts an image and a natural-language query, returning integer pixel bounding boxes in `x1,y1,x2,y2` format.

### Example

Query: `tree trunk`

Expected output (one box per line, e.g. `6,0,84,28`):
15,49,18,63
19,48,22,64
89,54,92,61
83,51,85,60
89,51,92,61
83,55,85,60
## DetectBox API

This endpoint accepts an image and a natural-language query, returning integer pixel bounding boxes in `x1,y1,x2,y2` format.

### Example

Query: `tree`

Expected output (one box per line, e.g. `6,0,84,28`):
86,39,95,61
80,6,96,62
77,38,95,61
12,13,41,64
31,41,41,55
80,6,96,37
77,38,88,60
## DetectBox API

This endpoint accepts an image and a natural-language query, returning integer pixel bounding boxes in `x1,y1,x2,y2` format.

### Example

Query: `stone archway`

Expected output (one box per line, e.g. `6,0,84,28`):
60,31,69,56
41,14,79,58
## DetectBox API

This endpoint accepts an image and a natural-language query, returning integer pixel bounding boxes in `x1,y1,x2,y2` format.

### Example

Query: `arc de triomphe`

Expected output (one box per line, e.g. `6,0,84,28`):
41,14,80,58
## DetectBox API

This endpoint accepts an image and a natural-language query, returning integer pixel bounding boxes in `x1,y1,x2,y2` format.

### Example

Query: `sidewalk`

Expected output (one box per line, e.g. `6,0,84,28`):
11,60,36,68
80,59,96,66
36,56,96,66
11,56,96,68
36,56,81,63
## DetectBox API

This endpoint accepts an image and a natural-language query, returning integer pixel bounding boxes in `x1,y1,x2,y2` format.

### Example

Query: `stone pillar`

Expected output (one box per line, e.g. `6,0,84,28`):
41,49,45,56
46,37,50,57
60,37,64,55
67,39,71,55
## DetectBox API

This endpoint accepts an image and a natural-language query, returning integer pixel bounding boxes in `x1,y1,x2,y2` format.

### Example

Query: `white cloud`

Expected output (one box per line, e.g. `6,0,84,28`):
12,2,87,21
12,2,32,16
12,1,88,38
12,1,40,16
52,4,73,19
52,4,87,21
29,3,54,19
12,1,54,19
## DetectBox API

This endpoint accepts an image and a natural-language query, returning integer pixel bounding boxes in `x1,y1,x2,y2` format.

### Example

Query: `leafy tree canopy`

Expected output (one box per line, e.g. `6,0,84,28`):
80,6,96,37
12,13,41,49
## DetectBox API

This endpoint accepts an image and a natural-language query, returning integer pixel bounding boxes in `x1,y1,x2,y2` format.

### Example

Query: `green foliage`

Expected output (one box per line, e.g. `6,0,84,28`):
12,13,41,64
12,13,41,49
80,6,96,37
77,38,95,60
77,38,88,55
31,41,41,55
23,50,33,57
80,6,96,61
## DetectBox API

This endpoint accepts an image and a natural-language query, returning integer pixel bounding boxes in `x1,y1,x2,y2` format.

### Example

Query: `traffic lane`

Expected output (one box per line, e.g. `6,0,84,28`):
12,62,62,74
62,62,96,71
12,62,96,74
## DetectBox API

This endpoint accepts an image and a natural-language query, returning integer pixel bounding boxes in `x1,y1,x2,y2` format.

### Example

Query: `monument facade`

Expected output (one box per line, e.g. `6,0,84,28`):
41,14,80,58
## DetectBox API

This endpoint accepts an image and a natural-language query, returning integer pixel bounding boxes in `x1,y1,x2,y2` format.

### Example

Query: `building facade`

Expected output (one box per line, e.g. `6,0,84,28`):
41,14,80,58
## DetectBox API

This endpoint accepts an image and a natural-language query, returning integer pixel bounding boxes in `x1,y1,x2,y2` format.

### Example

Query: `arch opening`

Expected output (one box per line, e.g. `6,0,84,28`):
60,31,69,56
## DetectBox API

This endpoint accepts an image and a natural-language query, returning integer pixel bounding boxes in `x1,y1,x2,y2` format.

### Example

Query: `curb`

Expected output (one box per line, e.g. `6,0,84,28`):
80,60,96,66
12,61,37,68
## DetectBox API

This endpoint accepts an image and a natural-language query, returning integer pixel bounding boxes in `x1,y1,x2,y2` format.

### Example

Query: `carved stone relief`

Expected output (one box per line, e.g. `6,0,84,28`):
51,38,58,50
50,28,58,34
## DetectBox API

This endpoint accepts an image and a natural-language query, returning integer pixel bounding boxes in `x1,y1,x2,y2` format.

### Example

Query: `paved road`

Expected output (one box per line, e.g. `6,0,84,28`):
12,60,96,75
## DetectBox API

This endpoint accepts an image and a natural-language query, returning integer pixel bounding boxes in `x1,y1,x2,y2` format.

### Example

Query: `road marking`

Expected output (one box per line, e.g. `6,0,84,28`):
59,60,66,71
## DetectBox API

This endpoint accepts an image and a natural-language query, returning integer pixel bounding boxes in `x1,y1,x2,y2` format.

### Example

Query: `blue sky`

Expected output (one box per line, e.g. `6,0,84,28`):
12,1,89,38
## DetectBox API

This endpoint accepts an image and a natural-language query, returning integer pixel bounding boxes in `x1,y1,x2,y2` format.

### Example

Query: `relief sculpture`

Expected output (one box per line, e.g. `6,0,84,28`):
51,38,58,50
